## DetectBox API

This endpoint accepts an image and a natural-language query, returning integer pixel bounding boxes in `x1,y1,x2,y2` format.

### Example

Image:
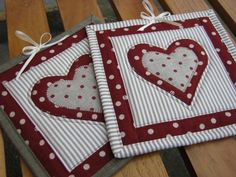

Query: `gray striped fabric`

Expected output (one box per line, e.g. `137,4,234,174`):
3,39,108,172
110,26,236,127
86,9,236,158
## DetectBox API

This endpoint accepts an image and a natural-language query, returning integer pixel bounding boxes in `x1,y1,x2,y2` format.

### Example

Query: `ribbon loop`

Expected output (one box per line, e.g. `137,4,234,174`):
15,30,69,79
138,0,182,31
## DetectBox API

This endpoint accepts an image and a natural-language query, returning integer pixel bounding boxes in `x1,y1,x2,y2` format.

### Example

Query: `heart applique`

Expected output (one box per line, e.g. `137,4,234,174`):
31,54,103,122
128,39,208,105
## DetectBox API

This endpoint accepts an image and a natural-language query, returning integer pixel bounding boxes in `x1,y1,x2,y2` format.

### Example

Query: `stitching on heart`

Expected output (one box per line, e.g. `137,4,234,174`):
31,54,104,122
127,39,208,106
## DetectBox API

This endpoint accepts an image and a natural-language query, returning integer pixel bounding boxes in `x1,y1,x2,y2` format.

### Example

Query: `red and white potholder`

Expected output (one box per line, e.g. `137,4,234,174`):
86,10,236,158
0,28,124,177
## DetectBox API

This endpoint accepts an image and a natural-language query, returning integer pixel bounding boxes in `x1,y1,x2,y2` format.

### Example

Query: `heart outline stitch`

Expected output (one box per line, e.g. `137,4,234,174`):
127,39,208,105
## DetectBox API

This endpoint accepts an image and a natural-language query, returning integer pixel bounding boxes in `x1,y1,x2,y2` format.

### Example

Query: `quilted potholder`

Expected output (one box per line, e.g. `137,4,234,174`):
86,10,236,158
0,18,128,177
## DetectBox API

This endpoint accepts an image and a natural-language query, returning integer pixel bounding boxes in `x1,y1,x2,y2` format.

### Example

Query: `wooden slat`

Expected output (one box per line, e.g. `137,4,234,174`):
186,138,236,177
5,0,50,176
112,0,159,20
57,0,103,30
209,0,236,33
113,152,168,177
5,0,50,58
159,1,236,177
111,1,168,176
0,130,6,177
159,0,209,13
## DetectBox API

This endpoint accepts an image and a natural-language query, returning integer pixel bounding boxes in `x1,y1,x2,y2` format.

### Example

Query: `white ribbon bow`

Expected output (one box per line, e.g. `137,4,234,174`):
138,0,182,31
15,30,69,79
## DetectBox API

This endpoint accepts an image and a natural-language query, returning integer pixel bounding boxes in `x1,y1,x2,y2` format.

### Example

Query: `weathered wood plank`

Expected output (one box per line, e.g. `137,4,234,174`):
186,138,236,177
113,152,168,177
5,0,50,176
209,0,236,33
159,1,236,177
159,0,209,13
57,0,103,30
112,0,159,20
5,0,50,58
0,130,6,177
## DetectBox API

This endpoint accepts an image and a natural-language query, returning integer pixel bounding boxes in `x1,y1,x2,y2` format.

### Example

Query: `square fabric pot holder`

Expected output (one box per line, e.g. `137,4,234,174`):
86,9,236,158
0,18,129,177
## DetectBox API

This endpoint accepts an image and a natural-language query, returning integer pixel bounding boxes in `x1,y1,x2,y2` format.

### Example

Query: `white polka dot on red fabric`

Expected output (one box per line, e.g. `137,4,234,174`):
49,153,55,159
119,114,125,120
39,97,45,102
173,122,179,128
157,80,163,85
72,34,78,38
9,111,15,118
109,75,114,80
187,93,192,99
68,175,75,177
201,51,205,55
120,131,126,138
115,101,121,107
99,30,104,34
49,49,55,54
134,56,140,60
142,49,147,53
76,112,82,118
92,114,98,120
225,112,232,117
99,151,106,157
19,119,26,125
111,29,116,32
0,105,4,110
106,60,112,64
151,26,156,30
17,129,21,134
198,61,203,65
32,90,38,95
57,42,63,46
170,91,175,95
166,134,172,138
116,84,121,90
147,128,154,135
47,82,52,86
199,123,205,130
122,95,128,100
226,60,232,65
39,139,45,146
175,42,180,46
202,19,208,23
216,48,220,52
211,32,216,36
83,164,90,170
145,71,151,76
211,118,217,124
124,28,129,31
100,43,105,48
25,140,29,145
1,91,8,96
194,72,198,76
189,44,194,48
41,56,47,61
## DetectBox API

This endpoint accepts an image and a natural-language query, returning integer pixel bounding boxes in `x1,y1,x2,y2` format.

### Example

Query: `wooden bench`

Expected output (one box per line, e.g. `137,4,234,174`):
1,0,236,176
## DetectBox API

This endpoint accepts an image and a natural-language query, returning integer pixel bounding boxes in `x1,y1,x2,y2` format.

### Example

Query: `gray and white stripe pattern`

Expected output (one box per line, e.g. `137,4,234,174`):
86,10,236,158
111,26,236,127
4,39,108,172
